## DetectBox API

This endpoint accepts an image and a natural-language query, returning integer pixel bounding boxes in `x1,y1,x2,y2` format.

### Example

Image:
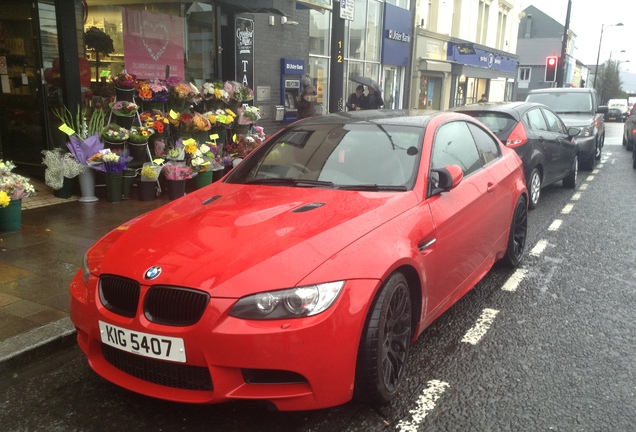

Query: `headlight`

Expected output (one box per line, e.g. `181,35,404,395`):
229,281,345,320
581,124,595,137
82,252,90,285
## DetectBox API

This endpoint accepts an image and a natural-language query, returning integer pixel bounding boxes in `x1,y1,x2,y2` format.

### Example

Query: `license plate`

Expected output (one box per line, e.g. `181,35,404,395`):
99,321,186,363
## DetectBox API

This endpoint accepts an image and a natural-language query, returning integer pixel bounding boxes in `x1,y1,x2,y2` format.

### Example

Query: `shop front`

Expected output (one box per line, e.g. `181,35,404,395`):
446,42,518,107
0,0,300,175
380,3,412,110
411,32,452,110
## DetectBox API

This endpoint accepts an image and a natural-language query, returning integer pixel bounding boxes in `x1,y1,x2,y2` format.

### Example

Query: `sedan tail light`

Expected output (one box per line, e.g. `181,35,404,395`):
506,122,528,148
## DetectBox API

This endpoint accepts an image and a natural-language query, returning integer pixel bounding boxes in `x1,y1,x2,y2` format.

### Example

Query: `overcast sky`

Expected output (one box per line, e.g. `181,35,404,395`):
525,0,633,66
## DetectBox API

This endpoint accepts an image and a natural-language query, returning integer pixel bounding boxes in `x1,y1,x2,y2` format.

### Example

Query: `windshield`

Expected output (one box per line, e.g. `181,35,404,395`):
226,123,424,191
526,92,593,114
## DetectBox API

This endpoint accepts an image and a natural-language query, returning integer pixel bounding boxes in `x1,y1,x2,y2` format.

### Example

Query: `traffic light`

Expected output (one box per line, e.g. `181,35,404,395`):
545,56,558,82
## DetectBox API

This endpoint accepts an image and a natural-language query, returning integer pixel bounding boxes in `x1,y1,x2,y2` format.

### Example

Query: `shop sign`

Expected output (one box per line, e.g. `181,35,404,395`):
123,9,185,79
447,42,517,73
381,3,412,66
236,17,254,90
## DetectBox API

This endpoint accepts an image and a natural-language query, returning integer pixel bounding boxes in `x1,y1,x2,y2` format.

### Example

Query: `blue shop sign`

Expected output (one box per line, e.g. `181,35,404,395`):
381,3,412,67
447,42,517,73
281,58,305,74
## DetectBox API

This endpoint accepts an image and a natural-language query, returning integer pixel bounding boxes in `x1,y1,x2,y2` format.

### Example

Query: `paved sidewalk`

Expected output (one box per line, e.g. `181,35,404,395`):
0,181,169,366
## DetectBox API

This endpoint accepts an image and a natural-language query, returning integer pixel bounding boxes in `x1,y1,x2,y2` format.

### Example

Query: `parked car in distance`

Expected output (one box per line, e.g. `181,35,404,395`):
450,101,580,209
69,110,528,411
605,108,623,122
526,87,606,170
607,98,629,121
623,104,636,152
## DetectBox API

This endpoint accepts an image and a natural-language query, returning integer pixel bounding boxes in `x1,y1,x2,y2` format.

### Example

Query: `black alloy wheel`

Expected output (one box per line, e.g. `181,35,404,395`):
355,272,412,405
528,168,541,209
563,155,577,189
502,195,528,267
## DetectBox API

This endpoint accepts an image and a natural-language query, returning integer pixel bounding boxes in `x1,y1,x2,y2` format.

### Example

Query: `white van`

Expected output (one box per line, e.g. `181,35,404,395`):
608,99,628,119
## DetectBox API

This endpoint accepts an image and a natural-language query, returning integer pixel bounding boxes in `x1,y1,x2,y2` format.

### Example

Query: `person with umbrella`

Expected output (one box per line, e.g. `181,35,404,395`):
347,84,367,111
365,86,384,110
297,73,317,119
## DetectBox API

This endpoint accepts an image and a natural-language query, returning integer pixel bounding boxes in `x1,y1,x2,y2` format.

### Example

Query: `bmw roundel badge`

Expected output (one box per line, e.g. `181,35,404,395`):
144,266,162,280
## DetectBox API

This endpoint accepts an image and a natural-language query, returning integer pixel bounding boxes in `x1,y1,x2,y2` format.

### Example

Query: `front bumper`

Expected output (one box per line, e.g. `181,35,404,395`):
70,270,379,411
576,135,597,158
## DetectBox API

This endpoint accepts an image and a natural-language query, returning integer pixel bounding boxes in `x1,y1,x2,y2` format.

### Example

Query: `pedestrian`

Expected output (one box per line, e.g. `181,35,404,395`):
365,86,384,109
478,94,488,102
297,73,317,119
347,84,366,111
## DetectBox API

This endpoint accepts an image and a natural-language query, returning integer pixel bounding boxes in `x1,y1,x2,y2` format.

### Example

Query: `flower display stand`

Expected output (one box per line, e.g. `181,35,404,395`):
115,86,135,102
195,171,213,189
212,168,225,183
105,172,123,203
128,141,149,168
78,168,99,203
166,179,186,200
138,181,157,201
53,176,75,199
0,199,22,232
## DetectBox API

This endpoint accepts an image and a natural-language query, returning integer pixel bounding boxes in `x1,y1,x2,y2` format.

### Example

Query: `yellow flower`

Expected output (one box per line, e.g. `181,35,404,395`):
0,191,10,208
183,139,199,155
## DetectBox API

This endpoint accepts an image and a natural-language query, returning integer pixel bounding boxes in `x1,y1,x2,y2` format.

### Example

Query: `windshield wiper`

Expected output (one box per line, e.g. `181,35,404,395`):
337,184,408,191
244,178,335,188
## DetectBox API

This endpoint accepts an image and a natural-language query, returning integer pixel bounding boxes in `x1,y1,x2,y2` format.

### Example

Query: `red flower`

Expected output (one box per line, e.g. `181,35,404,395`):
153,121,164,134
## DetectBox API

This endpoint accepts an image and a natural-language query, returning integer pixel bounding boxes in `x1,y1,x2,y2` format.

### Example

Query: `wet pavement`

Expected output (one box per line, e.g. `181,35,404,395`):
0,178,171,366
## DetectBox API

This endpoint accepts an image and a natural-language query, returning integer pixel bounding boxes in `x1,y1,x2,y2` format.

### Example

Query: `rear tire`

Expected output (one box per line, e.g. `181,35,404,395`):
527,168,541,209
355,272,412,405
502,196,527,267
632,150,636,169
563,155,577,189
580,152,595,171
627,138,634,151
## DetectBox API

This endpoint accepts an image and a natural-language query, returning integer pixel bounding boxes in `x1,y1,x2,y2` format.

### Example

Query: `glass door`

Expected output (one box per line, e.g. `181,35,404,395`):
383,66,403,109
0,0,49,166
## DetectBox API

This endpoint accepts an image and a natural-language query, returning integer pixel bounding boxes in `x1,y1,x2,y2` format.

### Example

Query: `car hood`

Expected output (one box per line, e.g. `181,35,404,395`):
556,113,596,127
93,183,418,297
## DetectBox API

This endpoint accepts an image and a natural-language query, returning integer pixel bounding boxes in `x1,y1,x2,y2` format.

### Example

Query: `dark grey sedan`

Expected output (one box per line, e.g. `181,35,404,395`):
451,102,580,209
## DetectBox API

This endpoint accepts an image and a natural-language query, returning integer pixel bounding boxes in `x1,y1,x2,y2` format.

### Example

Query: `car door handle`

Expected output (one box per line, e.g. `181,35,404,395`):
487,182,496,193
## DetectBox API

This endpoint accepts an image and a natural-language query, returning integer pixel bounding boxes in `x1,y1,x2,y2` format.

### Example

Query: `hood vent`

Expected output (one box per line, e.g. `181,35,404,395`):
202,195,221,205
292,202,325,213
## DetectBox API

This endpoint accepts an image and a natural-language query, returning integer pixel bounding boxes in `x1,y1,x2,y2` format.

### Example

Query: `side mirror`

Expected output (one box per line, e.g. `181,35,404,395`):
429,165,464,195
597,105,608,114
567,126,581,138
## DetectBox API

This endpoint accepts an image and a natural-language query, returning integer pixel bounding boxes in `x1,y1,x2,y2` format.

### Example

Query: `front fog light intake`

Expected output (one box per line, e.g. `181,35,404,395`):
229,281,345,320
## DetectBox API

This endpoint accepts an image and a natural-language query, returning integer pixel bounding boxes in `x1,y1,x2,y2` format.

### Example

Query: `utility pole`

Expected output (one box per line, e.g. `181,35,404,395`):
556,0,572,87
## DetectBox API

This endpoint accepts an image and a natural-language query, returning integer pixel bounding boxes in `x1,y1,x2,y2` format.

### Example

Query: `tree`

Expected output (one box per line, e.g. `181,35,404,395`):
596,59,625,105
84,27,114,83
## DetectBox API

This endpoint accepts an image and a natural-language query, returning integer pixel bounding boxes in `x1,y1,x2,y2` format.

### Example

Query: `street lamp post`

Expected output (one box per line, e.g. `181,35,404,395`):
594,22,624,88
609,49,626,60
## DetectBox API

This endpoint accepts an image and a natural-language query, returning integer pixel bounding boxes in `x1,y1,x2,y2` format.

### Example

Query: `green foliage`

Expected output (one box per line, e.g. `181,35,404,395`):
53,105,106,140
596,59,626,104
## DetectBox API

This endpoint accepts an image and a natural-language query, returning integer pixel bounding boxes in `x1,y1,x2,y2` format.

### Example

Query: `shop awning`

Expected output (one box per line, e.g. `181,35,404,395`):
419,59,452,73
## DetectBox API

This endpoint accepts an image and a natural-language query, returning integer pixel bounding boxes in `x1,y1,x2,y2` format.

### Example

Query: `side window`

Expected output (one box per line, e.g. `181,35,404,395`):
467,123,501,165
542,109,565,133
525,108,548,131
431,121,482,176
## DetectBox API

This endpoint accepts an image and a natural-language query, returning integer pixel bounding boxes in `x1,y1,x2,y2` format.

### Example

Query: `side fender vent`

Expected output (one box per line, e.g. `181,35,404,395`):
292,202,325,213
202,195,222,205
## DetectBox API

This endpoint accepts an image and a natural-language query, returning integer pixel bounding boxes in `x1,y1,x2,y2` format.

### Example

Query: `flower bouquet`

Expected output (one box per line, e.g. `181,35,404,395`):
0,159,36,208
112,72,136,89
128,125,155,144
136,79,169,102
205,109,236,128
201,80,230,102
140,159,165,182
167,78,201,109
41,148,85,191
225,132,266,159
183,139,221,173
162,163,194,180
237,105,262,125
109,100,139,117
101,123,130,143
168,110,212,137
100,150,132,173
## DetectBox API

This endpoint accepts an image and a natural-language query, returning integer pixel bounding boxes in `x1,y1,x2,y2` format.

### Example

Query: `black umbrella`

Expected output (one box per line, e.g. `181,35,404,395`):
350,76,381,92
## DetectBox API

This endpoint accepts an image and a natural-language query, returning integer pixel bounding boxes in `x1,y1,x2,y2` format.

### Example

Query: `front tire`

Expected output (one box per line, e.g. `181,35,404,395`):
527,168,541,209
502,195,527,267
355,272,412,405
563,155,578,189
